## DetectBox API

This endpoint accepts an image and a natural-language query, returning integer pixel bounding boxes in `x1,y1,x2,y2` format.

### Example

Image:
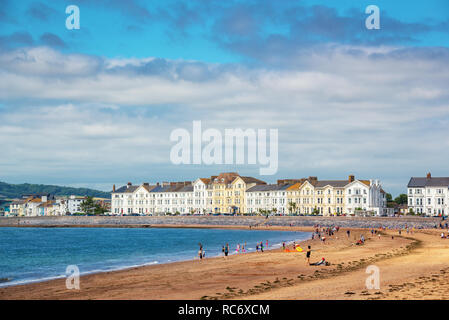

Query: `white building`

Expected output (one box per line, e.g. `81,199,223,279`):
246,184,289,215
111,174,387,216
407,173,449,216
111,182,194,215
192,178,212,214
345,177,385,216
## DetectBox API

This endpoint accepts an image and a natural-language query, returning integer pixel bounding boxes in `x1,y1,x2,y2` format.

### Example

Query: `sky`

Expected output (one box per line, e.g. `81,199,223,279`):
0,0,448,196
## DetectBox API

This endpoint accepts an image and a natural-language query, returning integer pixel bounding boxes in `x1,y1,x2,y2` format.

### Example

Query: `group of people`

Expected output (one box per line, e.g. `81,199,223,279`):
198,243,206,260
311,225,340,244
256,240,268,252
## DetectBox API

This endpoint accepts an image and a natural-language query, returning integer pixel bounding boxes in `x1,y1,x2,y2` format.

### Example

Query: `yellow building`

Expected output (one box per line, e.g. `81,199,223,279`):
211,172,266,214
231,176,266,214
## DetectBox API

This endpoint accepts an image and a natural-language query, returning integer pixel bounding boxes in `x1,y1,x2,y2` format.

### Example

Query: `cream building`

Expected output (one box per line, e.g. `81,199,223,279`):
407,173,449,216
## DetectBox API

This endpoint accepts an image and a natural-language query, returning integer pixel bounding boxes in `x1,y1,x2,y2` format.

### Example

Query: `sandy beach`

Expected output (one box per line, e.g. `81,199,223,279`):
1,224,448,300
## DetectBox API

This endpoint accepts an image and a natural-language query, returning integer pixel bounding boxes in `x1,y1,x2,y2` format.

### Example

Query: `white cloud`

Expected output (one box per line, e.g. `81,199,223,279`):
0,45,448,195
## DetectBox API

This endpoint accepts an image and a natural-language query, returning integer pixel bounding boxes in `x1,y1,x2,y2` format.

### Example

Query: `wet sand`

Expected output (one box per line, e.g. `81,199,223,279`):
1,226,448,300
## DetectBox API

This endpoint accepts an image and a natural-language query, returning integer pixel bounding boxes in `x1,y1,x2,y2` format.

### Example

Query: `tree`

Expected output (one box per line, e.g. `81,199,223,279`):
386,193,393,202
394,194,408,205
80,196,106,215
94,204,107,215
80,196,96,215
288,202,297,215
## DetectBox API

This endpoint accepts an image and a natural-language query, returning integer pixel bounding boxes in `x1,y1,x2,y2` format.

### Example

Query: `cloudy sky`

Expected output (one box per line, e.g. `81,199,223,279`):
1,0,448,196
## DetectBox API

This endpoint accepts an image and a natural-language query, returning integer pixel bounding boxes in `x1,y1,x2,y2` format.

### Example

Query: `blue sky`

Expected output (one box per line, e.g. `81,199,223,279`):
0,0,449,196
2,0,449,61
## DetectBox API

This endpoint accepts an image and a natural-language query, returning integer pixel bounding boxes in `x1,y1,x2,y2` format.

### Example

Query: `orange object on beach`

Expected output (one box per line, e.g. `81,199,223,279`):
283,245,303,253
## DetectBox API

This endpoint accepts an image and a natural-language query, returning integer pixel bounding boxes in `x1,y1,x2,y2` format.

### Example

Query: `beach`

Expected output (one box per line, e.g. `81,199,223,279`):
1,223,448,300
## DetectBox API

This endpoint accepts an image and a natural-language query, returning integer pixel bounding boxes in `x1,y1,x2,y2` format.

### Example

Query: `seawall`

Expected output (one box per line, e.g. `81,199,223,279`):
0,215,443,229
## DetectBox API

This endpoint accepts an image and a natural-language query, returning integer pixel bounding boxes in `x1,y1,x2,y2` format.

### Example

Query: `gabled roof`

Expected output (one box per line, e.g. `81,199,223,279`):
238,176,267,185
314,180,349,188
114,185,139,193
199,178,211,184
246,184,292,192
37,201,56,208
408,177,449,188
149,184,193,193
11,200,26,205
213,172,240,184
141,184,157,192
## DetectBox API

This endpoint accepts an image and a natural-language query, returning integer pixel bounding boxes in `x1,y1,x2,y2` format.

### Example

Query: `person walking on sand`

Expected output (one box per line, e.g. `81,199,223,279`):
256,243,259,252
282,242,286,250
260,241,264,252
222,245,225,257
306,245,311,265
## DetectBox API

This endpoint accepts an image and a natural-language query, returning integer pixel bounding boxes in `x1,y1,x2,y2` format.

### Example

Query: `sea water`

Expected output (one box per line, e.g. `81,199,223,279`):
0,227,310,287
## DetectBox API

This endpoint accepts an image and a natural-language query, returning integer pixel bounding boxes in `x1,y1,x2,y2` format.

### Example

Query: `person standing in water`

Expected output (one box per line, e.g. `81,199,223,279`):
224,243,229,257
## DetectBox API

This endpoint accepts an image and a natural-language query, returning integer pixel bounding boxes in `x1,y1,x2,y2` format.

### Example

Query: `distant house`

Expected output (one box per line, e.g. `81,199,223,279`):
407,172,449,216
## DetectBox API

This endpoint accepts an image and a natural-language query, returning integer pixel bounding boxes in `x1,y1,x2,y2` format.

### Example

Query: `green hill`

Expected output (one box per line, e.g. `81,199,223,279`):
0,181,110,199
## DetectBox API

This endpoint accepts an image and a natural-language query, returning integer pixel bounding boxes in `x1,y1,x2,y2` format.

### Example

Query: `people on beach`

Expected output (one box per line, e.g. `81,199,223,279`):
198,243,203,260
225,243,229,257
222,245,225,257
282,242,286,250
310,257,330,266
306,245,311,265
260,242,264,252
256,243,259,252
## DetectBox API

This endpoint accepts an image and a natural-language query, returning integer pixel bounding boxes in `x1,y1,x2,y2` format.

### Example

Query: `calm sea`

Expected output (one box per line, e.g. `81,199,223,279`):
0,227,310,287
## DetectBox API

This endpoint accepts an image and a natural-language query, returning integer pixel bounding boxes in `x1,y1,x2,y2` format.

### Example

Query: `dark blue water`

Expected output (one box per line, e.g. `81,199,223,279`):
0,227,310,287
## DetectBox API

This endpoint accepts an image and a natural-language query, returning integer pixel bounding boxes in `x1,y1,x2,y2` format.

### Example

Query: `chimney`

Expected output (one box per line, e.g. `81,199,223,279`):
156,182,160,186
113,184,116,192
349,175,355,182
427,172,431,179
127,182,132,189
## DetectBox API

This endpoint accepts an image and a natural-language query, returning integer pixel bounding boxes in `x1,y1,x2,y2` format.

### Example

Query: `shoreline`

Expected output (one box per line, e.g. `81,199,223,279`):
2,224,449,299
0,225,313,290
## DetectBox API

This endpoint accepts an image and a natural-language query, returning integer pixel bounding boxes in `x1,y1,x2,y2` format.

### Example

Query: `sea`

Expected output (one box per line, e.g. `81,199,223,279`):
0,227,310,287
